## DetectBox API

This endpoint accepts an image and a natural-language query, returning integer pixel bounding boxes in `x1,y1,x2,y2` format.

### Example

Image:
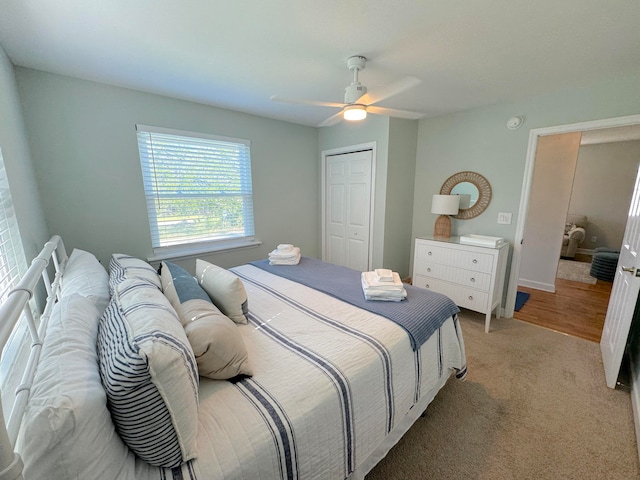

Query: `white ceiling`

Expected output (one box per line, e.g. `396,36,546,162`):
1,1,640,127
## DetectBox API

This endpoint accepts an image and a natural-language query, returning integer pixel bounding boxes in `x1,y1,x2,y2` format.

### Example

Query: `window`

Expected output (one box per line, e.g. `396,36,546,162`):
136,125,257,259
0,147,30,410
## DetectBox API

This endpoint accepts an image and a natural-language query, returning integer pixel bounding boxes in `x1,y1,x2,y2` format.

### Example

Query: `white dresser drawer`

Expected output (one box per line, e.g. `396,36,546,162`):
414,261,492,291
415,240,494,273
452,287,490,312
413,274,489,311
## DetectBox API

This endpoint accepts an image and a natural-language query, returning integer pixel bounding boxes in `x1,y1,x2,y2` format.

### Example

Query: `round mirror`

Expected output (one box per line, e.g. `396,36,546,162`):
440,171,491,219
450,181,479,208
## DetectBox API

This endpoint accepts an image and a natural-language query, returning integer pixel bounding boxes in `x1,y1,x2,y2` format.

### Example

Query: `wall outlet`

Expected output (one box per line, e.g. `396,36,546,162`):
591,236,597,243
497,212,512,224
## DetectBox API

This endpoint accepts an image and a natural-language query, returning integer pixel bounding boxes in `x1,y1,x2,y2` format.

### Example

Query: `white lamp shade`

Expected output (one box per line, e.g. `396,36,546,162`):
343,104,367,121
431,194,460,215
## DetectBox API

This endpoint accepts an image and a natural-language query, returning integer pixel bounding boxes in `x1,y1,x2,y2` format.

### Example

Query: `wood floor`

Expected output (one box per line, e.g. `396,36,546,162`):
514,263,613,343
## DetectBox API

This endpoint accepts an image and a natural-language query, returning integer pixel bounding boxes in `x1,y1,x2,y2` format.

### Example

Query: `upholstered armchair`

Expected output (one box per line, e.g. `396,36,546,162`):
561,214,588,259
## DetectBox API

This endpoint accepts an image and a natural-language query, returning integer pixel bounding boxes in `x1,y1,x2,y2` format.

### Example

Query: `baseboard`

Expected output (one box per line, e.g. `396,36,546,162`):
517,279,555,293
631,354,640,462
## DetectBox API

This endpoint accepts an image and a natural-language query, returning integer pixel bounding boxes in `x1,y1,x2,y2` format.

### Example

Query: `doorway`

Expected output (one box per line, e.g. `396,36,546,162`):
513,126,640,340
506,114,640,321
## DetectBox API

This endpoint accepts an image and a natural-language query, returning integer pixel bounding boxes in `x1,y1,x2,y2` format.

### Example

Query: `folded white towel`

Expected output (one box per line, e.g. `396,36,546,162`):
269,246,301,260
277,244,294,252
269,253,301,265
361,271,403,290
361,274,406,301
361,277,407,301
375,268,394,282
364,292,406,302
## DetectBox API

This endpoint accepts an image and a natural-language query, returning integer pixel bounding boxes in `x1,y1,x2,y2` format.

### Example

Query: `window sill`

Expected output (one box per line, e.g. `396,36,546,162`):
147,238,262,263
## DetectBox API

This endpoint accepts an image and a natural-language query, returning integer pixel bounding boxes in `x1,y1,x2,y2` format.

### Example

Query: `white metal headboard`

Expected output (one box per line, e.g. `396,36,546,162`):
0,236,67,480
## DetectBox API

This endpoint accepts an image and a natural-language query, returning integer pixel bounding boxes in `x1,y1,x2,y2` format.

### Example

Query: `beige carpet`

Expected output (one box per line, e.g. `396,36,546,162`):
557,259,597,284
366,311,639,480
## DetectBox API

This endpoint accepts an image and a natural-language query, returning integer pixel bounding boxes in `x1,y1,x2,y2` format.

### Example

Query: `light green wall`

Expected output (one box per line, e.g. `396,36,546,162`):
15,68,319,270
412,72,640,280
384,118,418,278
0,49,48,261
571,141,640,251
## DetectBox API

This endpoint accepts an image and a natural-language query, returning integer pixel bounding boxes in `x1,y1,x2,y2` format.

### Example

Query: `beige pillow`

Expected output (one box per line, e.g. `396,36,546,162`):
161,260,252,379
196,259,249,324
184,307,252,380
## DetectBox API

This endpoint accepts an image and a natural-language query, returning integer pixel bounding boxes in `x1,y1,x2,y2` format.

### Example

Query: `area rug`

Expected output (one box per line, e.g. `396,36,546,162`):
514,291,530,311
556,259,597,284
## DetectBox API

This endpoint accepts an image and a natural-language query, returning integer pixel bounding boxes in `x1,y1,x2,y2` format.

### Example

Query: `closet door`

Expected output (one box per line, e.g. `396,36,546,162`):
325,150,372,271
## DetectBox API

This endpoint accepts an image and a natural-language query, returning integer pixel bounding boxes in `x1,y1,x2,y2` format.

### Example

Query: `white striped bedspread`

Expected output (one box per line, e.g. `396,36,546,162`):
150,264,467,480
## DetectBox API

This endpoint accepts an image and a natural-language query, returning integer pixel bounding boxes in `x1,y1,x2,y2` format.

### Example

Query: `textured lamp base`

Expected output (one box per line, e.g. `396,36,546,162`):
434,215,452,238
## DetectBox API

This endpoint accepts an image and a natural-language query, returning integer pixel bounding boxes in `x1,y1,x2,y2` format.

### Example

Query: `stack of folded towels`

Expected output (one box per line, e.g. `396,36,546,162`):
361,268,407,302
269,244,301,265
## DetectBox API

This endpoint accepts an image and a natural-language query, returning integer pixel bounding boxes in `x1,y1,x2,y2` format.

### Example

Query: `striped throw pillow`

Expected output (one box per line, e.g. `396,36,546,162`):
108,253,161,295
97,278,199,467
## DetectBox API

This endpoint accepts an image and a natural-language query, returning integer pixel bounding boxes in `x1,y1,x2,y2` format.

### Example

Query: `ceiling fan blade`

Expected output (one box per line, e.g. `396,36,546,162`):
367,105,425,120
358,76,421,106
270,95,345,109
317,110,345,127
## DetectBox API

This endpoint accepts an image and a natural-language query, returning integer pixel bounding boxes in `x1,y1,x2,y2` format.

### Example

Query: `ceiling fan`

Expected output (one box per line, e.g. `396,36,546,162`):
271,55,424,127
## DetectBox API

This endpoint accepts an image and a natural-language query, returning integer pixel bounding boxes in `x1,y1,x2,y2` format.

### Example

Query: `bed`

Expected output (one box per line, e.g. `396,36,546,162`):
0,236,466,480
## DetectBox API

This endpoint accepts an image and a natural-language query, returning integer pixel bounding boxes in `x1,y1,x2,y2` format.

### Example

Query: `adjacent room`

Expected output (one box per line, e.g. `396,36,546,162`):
0,2,640,479
515,129,640,342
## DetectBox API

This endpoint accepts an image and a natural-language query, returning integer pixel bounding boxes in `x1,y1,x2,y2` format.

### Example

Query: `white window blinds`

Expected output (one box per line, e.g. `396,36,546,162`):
136,125,255,254
0,150,27,308
0,147,30,404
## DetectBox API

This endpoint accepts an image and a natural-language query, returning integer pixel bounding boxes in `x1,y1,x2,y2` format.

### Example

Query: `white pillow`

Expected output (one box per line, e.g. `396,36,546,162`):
160,260,252,380
108,253,161,295
19,294,131,479
97,278,199,468
196,259,249,324
61,248,110,312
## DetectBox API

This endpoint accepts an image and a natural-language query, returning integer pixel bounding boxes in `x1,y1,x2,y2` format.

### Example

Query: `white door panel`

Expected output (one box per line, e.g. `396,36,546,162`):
324,150,373,272
601,164,640,388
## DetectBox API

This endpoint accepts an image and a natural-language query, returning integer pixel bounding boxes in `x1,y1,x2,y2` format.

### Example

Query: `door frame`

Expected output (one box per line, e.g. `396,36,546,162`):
321,142,377,270
505,113,640,318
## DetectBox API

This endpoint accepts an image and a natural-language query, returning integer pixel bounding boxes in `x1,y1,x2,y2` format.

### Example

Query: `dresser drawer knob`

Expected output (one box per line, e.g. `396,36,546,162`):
472,259,478,264
428,251,432,256
425,284,430,288
427,267,431,272
470,277,475,282
468,295,473,300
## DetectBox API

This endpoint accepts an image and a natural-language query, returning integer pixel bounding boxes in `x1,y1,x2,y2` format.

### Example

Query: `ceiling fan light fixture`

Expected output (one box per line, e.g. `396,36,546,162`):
343,104,367,121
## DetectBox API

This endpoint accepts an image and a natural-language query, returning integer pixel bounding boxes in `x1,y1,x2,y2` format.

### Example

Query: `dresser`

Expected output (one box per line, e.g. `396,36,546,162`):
413,236,509,333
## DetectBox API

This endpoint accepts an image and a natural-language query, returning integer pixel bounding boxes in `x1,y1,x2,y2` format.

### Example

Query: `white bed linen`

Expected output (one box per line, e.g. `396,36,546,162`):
22,263,466,480
170,265,465,479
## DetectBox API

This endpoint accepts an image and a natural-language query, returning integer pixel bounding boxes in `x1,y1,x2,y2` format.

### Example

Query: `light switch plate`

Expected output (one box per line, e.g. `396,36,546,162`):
497,212,512,224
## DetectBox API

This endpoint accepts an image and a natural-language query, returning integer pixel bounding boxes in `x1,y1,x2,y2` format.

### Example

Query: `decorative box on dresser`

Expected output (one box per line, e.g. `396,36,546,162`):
413,236,509,333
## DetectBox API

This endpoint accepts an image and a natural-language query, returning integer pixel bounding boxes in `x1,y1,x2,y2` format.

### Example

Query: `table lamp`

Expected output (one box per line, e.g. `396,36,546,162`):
431,194,460,238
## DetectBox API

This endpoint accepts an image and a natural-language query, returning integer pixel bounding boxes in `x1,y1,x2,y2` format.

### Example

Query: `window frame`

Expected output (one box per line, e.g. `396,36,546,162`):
0,147,31,411
135,125,260,261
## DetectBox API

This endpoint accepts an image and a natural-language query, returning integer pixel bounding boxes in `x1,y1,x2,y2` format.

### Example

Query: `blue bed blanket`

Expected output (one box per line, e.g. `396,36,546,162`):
250,257,460,351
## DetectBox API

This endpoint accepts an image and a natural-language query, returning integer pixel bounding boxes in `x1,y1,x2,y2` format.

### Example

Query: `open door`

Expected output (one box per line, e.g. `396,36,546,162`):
601,165,640,388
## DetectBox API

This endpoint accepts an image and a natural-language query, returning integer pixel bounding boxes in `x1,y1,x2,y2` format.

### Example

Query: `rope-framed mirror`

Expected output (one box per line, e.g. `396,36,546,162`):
440,171,492,219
